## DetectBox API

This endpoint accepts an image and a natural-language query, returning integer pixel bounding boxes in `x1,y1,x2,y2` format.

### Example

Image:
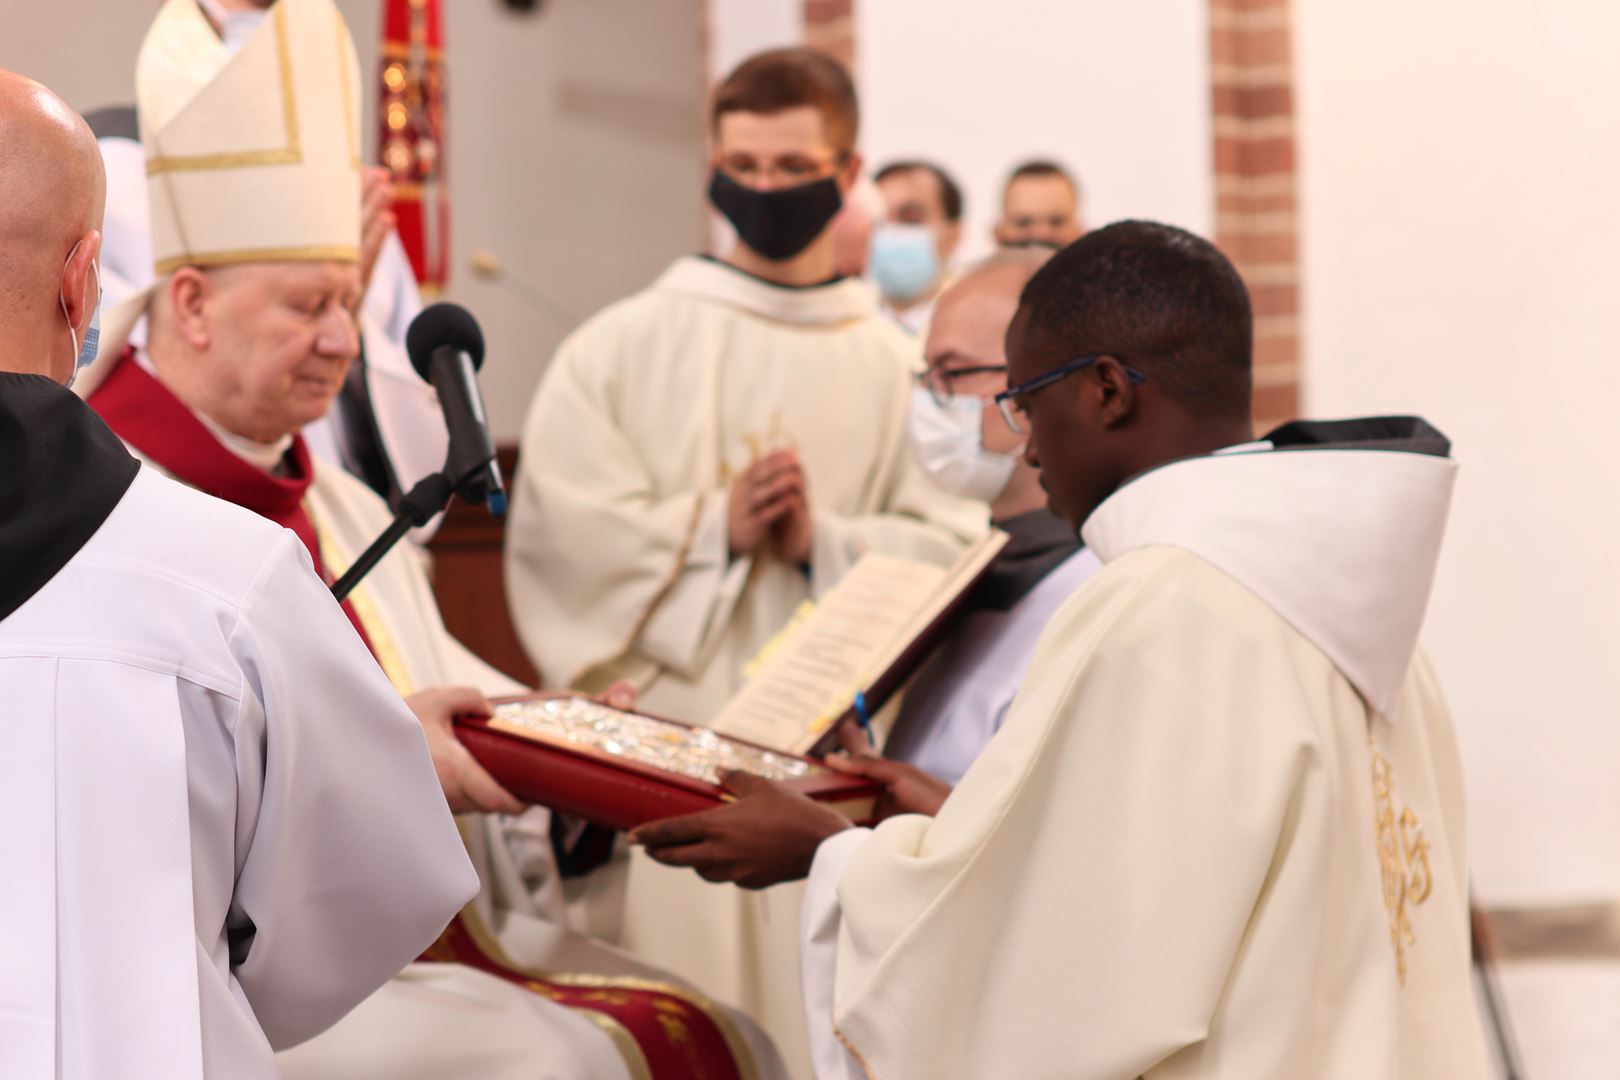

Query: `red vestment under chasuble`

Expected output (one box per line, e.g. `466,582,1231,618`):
88,347,764,1080
87,352,375,650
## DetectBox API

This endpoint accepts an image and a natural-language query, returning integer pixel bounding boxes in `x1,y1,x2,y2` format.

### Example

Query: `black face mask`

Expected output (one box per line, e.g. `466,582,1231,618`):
708,170,844,262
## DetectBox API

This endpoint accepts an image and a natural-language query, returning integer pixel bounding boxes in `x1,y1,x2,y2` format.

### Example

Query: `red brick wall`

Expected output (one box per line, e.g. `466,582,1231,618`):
1211,0,1301,429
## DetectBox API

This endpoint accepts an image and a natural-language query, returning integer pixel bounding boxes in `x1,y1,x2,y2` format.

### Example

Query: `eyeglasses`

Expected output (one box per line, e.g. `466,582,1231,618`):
915,364,1009,408
993,354,1148,435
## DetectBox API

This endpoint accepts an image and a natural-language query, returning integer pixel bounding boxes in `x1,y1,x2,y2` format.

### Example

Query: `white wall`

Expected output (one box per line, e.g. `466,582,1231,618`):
1296,0,1620,902
709,0,801,85
856,0,1214,261
0,0,708,440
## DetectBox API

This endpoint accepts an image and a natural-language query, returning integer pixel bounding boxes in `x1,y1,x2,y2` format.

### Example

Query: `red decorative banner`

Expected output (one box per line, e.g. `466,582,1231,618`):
379,0,450,293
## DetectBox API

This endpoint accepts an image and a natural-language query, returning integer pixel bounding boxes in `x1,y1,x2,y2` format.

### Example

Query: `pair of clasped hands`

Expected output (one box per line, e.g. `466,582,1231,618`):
727,448,814,566
629,719,954,890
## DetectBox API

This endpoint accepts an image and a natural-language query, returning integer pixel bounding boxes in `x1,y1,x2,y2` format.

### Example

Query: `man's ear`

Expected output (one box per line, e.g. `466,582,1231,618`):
168,268,213,351
61,230,102,331
1094,356,1142,430
837,150,864,194
992,221,1013,247
939,220,963,260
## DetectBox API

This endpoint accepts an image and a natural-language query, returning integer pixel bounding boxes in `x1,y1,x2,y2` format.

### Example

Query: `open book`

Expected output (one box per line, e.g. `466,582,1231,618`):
711,529,1010,754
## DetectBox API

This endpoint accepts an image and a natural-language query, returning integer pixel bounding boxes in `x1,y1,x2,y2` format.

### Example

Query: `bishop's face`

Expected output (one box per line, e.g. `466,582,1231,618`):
198,260,361,443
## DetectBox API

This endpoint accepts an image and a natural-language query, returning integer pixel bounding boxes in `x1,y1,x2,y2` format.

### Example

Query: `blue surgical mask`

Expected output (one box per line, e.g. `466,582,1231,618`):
60,253,101,389
870,223,940,303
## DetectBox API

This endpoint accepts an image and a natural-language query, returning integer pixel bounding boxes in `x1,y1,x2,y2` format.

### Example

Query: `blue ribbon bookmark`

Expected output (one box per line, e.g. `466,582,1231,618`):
853,691,875,747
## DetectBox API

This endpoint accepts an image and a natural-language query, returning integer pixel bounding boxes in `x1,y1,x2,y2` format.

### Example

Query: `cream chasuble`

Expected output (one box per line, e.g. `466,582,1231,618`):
805,421,1491,1079
505,254,987,721
505,255,986,1074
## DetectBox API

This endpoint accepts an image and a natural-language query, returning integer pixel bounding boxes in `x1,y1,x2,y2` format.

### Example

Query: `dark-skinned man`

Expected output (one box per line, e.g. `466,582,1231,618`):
634,220,1490,1079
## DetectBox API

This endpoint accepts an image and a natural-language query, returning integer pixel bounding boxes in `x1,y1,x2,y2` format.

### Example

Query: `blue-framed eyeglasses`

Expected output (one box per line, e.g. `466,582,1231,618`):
993,354,1147,435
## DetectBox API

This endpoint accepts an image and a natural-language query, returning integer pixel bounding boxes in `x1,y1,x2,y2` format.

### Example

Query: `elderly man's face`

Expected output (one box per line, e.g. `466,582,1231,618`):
196,260,361,441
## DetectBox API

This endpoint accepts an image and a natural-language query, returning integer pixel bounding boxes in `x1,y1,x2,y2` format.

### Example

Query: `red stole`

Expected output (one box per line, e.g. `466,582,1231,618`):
425,916,750,1080
87,350,375,651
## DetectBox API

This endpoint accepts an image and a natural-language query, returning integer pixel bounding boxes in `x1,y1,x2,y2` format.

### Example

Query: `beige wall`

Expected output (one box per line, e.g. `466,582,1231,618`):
0,0,708,440
1296,0,1620,905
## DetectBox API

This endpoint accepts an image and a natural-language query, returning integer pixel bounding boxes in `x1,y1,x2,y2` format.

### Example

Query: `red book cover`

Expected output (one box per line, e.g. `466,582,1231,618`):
454,694,878,832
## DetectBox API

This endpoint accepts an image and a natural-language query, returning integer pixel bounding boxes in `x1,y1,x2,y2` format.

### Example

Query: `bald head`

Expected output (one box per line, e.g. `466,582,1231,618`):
931,249,1053,342
0,69,105,383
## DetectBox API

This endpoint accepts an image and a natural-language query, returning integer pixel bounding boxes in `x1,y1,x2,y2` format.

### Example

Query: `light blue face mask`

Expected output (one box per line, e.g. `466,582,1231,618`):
60,254,101,390
869,223,941,303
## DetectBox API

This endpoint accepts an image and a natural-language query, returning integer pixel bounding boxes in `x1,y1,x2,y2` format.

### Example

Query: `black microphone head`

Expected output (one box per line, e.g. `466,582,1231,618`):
406,302,485,379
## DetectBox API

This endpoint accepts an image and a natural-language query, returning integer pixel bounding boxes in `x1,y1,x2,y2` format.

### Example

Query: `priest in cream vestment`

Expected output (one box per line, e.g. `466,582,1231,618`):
636,223,1492,1078
505,49,986,1074
76,4,787,1078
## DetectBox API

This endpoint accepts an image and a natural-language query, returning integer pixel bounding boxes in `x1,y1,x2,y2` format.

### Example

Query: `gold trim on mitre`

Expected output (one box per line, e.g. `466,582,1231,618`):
145,3,300,176
153,244,361,277
136,0,364,278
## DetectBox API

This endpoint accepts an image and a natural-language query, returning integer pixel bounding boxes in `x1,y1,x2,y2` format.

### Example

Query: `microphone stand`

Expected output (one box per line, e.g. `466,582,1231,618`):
330,471,456,603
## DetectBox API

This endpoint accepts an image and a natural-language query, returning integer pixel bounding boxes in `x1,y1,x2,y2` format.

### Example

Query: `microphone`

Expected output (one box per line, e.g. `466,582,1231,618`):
405,302,507,516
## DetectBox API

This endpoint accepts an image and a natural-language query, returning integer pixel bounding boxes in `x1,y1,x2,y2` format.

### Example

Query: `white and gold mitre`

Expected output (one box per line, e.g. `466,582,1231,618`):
137,0,363,275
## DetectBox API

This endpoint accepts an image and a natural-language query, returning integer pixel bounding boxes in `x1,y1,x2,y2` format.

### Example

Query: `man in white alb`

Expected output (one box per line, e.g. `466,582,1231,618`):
0,67,474,1080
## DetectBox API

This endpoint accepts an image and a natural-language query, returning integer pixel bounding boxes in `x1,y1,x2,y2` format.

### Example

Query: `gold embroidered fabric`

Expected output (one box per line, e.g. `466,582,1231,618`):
1371,732,1433,984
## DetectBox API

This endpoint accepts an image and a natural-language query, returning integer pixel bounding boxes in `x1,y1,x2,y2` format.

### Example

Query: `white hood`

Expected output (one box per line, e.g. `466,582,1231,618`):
1082,417,1457,720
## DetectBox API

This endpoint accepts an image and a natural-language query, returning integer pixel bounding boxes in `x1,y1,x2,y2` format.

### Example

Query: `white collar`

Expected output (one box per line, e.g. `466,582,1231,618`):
136,347,295,475
1082,430,1457,720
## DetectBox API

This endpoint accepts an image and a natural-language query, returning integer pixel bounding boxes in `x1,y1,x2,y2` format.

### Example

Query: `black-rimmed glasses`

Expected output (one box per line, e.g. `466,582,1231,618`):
993,355,1148,435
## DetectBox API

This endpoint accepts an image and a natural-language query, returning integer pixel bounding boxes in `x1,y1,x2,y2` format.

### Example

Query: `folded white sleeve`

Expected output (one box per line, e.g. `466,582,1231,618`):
800,827,872,1080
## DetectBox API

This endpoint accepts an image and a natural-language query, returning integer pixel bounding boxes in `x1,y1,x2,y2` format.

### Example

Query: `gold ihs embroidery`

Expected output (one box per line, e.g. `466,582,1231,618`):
1371,737,1433,985
719,412,798,484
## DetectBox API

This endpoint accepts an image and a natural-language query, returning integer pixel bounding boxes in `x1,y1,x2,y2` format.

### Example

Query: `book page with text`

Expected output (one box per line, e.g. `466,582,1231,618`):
711,554,945,752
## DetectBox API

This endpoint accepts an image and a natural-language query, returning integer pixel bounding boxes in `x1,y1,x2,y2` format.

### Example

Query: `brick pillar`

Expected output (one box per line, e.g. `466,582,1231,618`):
1211,0,1301,430
804,0,855,69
